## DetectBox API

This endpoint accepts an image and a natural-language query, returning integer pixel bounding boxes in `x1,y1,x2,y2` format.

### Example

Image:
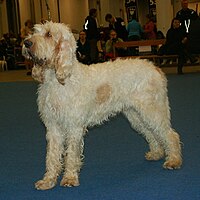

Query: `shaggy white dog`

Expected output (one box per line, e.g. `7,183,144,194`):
23,21,182,190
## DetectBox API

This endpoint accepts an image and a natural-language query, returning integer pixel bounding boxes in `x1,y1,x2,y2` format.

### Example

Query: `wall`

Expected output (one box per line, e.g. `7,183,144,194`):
0,1,8,37
59,0,88,32
18,0,31,29
156,0,173,35
18,0,88,32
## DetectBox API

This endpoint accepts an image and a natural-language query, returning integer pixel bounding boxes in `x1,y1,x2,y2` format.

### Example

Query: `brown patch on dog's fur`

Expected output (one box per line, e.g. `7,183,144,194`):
95,84,112,104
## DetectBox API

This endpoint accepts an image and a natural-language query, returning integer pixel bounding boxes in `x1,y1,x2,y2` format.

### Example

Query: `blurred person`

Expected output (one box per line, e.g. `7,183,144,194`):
127,17,144,41
84,8,99,63
76,30,91,65
20,19,33,75
158,17,197,74
105,13,128,41
20,19,33,43
144,14,157,39
188,16,200,54
105,30,126,59
97,31,107,62
176,0,198,34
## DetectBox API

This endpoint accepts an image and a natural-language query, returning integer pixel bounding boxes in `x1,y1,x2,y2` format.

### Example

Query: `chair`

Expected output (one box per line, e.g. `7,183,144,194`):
0,56,8,71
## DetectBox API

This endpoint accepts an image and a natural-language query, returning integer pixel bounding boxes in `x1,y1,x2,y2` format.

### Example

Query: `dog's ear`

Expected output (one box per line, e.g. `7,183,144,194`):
54,39,76,85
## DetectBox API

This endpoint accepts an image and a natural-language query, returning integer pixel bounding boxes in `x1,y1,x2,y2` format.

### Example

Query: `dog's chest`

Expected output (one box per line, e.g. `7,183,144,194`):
37,84,71,120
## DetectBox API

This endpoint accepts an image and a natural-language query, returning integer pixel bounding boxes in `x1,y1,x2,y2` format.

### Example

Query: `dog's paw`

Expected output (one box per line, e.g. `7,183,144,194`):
60,176,80,187
145,151,164,161
35,178,57,190
163,159,182,170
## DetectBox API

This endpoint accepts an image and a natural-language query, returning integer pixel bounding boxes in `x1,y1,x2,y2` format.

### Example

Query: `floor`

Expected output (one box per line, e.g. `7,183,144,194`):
1,64,200,82
0,69,33,82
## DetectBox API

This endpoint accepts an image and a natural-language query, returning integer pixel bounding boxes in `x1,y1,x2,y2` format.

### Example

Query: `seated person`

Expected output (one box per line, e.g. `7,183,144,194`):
105,13,128,41
144,14,157,40
76,30,91,65
105,30,126,59
127,17,144,41
158,17,196,74
126,17,144,56
97,31,106,62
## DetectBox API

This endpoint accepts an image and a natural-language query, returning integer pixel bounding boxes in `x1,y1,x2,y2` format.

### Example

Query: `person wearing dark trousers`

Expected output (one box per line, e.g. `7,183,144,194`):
158,17,195,74
84,8,99,64
188,16,200,54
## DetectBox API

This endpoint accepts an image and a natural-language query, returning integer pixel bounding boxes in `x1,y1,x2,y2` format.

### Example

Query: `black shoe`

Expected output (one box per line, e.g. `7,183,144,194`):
177,68,183,74
178,71,184,75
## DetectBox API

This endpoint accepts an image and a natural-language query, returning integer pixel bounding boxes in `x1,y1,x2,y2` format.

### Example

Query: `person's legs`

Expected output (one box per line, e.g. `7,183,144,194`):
89,39,98,63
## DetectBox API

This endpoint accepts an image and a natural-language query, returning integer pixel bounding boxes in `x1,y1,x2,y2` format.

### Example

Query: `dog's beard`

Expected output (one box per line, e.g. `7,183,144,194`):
23,47,46,66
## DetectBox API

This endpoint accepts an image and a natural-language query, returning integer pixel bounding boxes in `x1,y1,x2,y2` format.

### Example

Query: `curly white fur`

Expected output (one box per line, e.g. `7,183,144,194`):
23,21,182,190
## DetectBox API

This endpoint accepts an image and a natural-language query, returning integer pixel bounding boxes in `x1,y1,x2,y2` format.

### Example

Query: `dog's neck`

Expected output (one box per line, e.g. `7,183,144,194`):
42,60,83,86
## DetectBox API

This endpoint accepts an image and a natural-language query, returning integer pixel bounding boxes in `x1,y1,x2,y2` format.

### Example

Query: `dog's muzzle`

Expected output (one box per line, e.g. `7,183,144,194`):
23,39,46,66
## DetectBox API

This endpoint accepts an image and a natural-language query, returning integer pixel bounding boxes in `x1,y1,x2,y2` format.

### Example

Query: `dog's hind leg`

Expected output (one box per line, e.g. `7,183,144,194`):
123,108,165,161
35,127,64,190
130,98,182,169
60,127,84,187
161,128,182,169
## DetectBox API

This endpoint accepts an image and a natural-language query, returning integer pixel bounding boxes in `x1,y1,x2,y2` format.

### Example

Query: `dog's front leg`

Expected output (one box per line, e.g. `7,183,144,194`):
35,128,64,190
60,128,84,187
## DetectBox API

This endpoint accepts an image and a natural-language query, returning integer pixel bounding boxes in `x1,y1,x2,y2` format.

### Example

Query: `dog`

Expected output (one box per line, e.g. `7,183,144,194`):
22,21,182,190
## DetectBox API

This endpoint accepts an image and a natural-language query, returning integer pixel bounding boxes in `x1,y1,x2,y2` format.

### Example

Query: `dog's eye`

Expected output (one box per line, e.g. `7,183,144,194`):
46,31,52,37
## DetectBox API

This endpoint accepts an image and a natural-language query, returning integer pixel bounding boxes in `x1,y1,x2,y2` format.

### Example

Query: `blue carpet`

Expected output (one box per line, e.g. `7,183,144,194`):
0,74,200,200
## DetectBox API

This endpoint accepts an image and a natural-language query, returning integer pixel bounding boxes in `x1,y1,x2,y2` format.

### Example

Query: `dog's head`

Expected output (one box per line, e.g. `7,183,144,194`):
22,21,77,84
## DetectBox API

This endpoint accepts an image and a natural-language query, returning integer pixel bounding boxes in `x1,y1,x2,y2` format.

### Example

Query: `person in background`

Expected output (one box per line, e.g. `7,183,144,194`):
144,14,157,39
176,0,198,34
97,31,107,62
40,18,46,24
176,0,199,63
105,13,128,41
105,29,126,60
188,16,200,54
126,16,144,55
84,8,99,64
20,19,33,43
76,30,91,65
20,19,33,75
127,17,144,41
158,17,197,74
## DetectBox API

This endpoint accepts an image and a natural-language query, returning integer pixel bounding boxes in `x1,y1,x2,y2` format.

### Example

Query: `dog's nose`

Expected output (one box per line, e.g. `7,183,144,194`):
24,39,33,48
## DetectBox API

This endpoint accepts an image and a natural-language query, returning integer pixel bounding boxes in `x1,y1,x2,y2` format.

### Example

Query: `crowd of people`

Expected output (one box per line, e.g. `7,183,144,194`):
77,0,200,75
0,0,199,75
78,9,160,65
0,19,34,73
158,0,199,74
